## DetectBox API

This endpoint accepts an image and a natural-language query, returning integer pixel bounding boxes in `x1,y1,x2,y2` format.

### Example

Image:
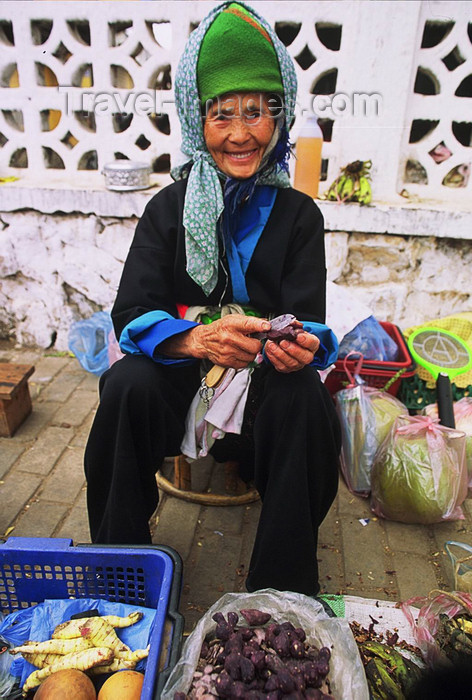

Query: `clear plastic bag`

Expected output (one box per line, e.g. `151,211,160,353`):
338,315,399,361
68,311,116,376
445,541,472,594
400,589,472,667
0,624,16,699
161,588,369,700
334,357,406,495
371,415,468,524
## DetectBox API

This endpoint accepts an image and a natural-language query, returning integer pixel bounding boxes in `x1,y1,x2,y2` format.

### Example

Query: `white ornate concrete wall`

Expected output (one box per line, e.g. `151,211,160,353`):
400,1,472,199
0,0,471,203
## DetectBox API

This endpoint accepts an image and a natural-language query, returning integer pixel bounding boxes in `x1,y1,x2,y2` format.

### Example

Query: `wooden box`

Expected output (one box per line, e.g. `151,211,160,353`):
0,363,35,437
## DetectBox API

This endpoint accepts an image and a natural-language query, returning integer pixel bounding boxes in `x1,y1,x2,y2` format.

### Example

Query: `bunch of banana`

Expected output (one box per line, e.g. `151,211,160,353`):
324,159,372,204
435,613,472,662
359,639,423,700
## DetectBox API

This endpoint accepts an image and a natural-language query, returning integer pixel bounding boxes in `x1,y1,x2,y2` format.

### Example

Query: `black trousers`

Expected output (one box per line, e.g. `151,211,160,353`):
84,354,341,595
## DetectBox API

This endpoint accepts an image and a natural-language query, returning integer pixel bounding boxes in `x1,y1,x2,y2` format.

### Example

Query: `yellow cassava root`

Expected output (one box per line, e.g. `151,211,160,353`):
12,637,94,657
20,652,63,669
22,647,114,693
52,611,143,639
13,611,148,696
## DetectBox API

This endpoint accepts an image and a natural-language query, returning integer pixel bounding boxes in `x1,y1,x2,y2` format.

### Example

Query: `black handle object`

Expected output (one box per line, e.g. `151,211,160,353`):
436,372,455,428
154,608,185,698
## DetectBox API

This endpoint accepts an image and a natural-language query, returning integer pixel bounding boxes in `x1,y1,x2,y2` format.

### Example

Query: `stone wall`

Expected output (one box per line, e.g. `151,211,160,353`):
325,231,472,331
1,204,470,350
0,208,137,349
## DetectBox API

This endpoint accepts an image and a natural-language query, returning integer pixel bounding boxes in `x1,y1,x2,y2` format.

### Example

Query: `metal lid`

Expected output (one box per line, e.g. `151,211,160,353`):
103,160,151,172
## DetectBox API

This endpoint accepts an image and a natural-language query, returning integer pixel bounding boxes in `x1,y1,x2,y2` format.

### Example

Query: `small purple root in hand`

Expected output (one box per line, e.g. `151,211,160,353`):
253,314,303,343
267,314,302,342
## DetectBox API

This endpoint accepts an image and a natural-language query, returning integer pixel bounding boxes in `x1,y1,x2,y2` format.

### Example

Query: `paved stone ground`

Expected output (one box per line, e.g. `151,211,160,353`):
1,340,471,634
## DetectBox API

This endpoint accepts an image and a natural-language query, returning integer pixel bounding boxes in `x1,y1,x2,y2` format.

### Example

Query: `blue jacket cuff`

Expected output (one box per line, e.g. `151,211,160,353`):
119,311,198,364
302,322,339,369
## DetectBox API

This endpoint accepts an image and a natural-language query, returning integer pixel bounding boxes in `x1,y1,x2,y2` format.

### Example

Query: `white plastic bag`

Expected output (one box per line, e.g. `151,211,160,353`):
161,589,369,700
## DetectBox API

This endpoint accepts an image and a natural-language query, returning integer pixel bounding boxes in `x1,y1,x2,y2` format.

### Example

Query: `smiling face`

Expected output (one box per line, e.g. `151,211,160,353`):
203,92,276,179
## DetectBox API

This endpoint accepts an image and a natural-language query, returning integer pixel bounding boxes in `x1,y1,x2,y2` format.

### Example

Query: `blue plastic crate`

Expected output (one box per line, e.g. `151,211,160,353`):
0,537,184,699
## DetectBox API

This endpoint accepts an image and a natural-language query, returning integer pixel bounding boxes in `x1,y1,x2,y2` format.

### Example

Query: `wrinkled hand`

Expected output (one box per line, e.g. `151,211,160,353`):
190,314,271,369
264,329,320,373
158,314,269,368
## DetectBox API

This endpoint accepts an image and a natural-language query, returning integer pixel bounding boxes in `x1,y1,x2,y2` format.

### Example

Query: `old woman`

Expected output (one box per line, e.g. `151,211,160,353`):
85,1,341,596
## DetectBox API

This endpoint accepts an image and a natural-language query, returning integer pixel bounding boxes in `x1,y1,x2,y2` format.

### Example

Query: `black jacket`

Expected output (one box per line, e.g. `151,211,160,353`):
112,179,327,338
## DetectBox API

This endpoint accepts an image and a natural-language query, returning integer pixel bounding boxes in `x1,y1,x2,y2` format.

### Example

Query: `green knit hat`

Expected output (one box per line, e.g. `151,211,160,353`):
197,3,283,104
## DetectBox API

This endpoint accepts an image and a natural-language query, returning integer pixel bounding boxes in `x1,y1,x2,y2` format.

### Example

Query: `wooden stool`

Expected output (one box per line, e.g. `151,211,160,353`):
156,454,260,506
0,363,35,437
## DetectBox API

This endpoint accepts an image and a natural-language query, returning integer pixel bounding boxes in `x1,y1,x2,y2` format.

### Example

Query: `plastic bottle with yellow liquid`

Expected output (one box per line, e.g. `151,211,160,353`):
293,116,323,199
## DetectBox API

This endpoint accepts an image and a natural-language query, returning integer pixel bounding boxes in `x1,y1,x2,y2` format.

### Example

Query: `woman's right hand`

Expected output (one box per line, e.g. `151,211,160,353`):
191,314,271,369
158,314,271,369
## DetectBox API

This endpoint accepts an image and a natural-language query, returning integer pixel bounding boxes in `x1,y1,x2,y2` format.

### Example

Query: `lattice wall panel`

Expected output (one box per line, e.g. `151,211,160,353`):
401,2,472,197
0,2,351,182
0,1,470,205
0,8,176,173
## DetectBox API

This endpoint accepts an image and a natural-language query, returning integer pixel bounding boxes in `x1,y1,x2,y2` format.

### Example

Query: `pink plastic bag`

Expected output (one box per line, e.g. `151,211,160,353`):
371,415,468,524
401,590,472,666
108,329,124,366
424,397,472,489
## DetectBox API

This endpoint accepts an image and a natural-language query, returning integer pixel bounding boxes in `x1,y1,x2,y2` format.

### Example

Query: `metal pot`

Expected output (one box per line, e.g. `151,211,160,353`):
102,160,152,191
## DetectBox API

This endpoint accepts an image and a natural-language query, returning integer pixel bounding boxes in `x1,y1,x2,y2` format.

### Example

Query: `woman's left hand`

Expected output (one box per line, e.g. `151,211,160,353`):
264,331,320,373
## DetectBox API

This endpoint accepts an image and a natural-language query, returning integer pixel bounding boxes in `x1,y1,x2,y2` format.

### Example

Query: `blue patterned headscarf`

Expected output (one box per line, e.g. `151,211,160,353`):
172,1,298,297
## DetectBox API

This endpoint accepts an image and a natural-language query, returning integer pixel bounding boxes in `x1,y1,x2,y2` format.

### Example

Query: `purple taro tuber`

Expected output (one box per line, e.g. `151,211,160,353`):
177,607,334,699
239,609,272,627
252,314,304,343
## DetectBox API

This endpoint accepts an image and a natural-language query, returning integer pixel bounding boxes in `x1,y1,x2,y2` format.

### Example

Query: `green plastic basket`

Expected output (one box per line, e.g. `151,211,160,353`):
398,373,472,411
